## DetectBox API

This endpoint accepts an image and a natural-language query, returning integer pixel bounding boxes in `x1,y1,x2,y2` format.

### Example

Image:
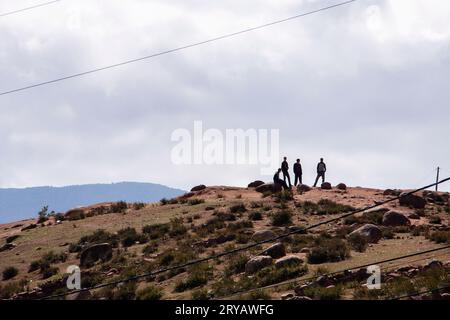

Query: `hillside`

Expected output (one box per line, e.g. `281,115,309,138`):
0,182,185,223
0,183,449,300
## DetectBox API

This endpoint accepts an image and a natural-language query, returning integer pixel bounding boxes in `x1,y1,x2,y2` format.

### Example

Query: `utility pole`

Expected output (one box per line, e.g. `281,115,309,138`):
436,167,440,192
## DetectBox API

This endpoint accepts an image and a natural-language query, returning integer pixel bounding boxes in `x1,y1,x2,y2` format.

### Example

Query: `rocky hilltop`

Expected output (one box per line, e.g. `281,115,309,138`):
0,182,449,300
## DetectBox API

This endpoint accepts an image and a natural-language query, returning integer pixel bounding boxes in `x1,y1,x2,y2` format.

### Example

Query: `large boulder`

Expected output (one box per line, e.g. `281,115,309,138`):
80,243,113,267
255,183,282,194
399,193,426,209
191,185,207,192
275,255,303,269
262,243,286,259
251,230,276,242
297,184,312,193
383,189,401,197
248,181,265,188
321,182,332,190
245,256,273,274
0,243,16,252
382,211,411,227
65,209,86,221
349,224,382,244
423,191,448,203
336,183,347,191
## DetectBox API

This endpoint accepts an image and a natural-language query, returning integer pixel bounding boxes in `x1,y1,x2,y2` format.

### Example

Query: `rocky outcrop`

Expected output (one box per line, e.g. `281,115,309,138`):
248,181,265,188
383,189,401,196
0,243,16,252
80,243,113,267
191,185,207,192
245,256,273,274
321,182,332,190
349,224,382,243
399,193,426,209
262,243,286,259
275,255,303,269
255,183,282,194
251,230,276,242
382,211,410,227
297,184,312,193
336,183,347,191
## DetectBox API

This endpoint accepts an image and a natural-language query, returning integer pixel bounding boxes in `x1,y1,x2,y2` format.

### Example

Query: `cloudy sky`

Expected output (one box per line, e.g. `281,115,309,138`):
1,0,449,191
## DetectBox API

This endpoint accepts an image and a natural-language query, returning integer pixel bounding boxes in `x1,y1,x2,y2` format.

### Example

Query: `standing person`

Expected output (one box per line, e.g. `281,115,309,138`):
313,158,327,187
294,159,303,186
273,169,289,190
281,157,292,188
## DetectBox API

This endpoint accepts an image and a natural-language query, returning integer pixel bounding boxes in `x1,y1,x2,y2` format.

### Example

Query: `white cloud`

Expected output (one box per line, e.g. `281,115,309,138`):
0,0,449,191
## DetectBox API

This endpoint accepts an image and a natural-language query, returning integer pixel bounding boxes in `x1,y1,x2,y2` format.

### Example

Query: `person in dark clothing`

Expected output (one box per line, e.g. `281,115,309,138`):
281,157,292,188
293,159,303,186
273,169,289,190
313,158,327,187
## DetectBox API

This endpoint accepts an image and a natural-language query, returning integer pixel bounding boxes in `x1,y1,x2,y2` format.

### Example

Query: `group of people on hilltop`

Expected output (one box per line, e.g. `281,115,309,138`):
273,157,327,190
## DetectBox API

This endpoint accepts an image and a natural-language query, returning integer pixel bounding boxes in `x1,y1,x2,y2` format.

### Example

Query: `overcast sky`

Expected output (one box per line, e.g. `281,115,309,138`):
0,0,449,191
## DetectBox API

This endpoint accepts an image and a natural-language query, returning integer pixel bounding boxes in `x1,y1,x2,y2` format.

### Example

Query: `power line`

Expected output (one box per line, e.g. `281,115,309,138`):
38,176,450,300
0,0,61,18
216,245,450,300
0,0,360,96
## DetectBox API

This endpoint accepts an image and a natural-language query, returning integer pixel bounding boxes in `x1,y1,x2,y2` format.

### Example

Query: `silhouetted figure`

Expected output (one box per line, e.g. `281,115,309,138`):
281,157,292,188
313,158,327,187
273,169,289,190
294,159,303,186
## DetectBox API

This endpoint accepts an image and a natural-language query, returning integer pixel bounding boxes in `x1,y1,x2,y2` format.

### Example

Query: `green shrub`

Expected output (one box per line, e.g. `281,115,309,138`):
143,243,158,255
71,229,118,252
348,233,368,252
175,264,212,292
41,266,59,279
136,285,163,300
271,209,293,226
117,227,147,247
192,288,209,300
2,267,18,280
273,190,294,202
427,231,450,244
110,201,128,213
132,202,146,210
230,203,247,213
224,254,248,276
169,218,188,237
188,198,205,206
429,216,442,224
308,238,350,264
304,285,343,300
249,211,263,221
142,223,170,240
255,265,308,287
227,220,253,232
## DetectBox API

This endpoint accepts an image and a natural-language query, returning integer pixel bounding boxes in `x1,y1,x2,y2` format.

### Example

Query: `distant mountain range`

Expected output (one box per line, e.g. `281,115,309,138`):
0,182,186,224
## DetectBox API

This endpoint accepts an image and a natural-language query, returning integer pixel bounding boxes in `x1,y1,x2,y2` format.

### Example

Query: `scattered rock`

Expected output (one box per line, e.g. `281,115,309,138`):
193,234,236,248
382,211,411,227
294,284,309,296
383,189,401,196
245,256,273,274
262,243,286,259
297,184,312,193
408,213,420,220
281,293,294,300
336,183,347,191
248,180,265,188
251,230,276,242
66,290,93,300
275,255,303,269
423,260,443,271
349,224,382,243
288,296,312,301
80,243,113,267
255,183,283,194
300,247,311,254
321,182,332,190
6,235,20,243
0,243,16,252
423,191,448,203
21,224,37,231
191,185,207,192
399,193,426,209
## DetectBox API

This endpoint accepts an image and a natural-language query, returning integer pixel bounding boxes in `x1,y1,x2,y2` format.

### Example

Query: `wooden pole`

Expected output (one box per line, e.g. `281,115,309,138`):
436,167,440,192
